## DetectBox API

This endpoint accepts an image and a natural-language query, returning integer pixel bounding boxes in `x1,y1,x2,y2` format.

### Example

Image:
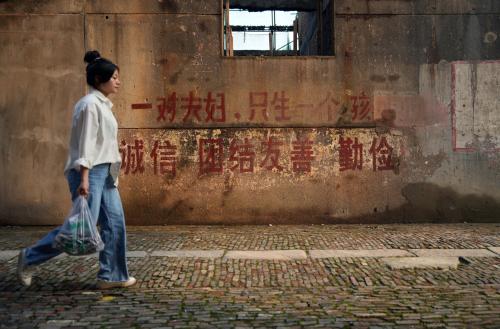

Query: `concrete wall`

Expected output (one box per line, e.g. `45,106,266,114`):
0,0,499,225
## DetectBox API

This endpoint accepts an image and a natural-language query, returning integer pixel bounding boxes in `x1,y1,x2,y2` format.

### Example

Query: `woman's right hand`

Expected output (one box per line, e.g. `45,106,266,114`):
78,166,90,197
78,179,89,197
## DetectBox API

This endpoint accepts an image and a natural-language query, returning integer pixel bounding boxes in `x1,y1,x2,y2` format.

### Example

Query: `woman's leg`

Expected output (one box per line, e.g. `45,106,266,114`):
96,174,130,282
23,165,109,266
23,228,63,266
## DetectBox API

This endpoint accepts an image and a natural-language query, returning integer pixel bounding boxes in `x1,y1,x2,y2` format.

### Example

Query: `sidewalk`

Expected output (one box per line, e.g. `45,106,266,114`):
1,224,499,328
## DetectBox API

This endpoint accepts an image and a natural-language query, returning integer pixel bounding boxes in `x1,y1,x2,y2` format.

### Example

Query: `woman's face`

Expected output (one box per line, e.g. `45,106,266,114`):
98,70,120,96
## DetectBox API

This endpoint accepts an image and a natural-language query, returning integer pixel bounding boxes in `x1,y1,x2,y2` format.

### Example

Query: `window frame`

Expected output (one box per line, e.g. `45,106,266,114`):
220,0,336,58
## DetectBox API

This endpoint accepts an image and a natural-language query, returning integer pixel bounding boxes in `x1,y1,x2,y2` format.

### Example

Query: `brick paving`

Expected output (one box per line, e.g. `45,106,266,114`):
0,224,499,328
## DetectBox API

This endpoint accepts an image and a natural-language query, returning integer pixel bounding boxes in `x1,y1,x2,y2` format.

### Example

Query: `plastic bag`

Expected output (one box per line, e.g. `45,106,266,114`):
53,195,105,255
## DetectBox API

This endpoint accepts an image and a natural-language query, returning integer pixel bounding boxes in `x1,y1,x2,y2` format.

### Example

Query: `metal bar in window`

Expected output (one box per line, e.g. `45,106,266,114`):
330,0,335,56
225,0,233,56
293,18,298,53
230,25,294,32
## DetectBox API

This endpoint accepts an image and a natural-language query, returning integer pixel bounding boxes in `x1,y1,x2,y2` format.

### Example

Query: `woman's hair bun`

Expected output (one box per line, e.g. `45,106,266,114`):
84,50,101,64
84,51,119,88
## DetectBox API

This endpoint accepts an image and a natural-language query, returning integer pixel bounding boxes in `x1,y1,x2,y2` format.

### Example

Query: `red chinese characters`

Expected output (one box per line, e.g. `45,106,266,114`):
182,91,203,122
271,91,291,121
316,92,341,122
260,137,284,171
199,138,224,175
228,138,255,173
369,136,394,171
150,140,177,176
248,92,269,121
120,139,145,175
338,136,363,171
118,134,397,177
248,91,291,122
156,93,177,122
350,92,371,121
132,90,376,125
204,92,226,123
133,91,226,124
290,138,315,173
179,91,226,123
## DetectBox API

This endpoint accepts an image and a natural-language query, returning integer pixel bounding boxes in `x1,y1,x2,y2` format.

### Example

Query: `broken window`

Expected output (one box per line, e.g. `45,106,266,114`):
223,0,334,57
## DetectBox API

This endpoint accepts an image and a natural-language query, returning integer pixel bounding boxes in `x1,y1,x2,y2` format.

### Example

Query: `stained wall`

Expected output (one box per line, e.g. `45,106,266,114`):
0,0,498,225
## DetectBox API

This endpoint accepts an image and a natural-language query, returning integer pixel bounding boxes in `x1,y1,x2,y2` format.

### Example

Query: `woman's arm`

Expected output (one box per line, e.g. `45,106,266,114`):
78,166,90,196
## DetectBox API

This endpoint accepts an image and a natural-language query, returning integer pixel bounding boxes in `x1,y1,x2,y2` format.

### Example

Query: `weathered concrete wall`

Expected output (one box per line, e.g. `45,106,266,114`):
334,1,500,224
118,128,406,224
0,13,85,224
0,0,499,225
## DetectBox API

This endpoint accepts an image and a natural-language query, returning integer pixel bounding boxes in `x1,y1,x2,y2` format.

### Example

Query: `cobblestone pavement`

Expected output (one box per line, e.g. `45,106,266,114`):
0,224,499,328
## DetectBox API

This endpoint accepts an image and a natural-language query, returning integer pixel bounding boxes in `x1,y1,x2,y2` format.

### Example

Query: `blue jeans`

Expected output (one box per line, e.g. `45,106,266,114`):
24,164,130,282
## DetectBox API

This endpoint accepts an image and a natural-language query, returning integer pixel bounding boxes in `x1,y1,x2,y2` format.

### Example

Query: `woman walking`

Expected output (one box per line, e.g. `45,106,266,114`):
17,50,136,289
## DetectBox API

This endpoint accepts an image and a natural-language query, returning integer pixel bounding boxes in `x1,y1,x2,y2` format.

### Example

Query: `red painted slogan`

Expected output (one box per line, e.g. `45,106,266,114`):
131,91,373,124
119,135,396,177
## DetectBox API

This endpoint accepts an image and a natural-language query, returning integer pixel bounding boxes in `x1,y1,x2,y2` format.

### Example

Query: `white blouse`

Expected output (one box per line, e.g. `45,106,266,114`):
64,88,122,186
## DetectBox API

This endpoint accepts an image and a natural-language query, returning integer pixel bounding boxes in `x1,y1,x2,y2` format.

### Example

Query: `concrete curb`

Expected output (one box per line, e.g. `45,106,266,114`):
381,257,460,269
310,249,413,258
1,248,498,261
224,250,308,260
410,249,498,257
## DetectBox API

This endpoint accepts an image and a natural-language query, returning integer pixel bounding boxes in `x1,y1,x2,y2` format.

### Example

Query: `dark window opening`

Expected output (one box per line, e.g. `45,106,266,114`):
223,0,334,57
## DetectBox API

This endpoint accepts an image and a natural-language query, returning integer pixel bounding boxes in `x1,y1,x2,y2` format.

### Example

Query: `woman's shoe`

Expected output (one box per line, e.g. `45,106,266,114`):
96,277,137,289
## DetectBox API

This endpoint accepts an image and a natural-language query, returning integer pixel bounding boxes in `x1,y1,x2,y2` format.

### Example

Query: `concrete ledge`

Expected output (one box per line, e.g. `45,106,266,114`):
224,250,307,260
3,247,497,262
59,251,147,259
0,250,18,261
152,250,224,258
127,251,148,258
487,247,500,256
382,257,460,270
310,249,413,258
410,249,497,257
